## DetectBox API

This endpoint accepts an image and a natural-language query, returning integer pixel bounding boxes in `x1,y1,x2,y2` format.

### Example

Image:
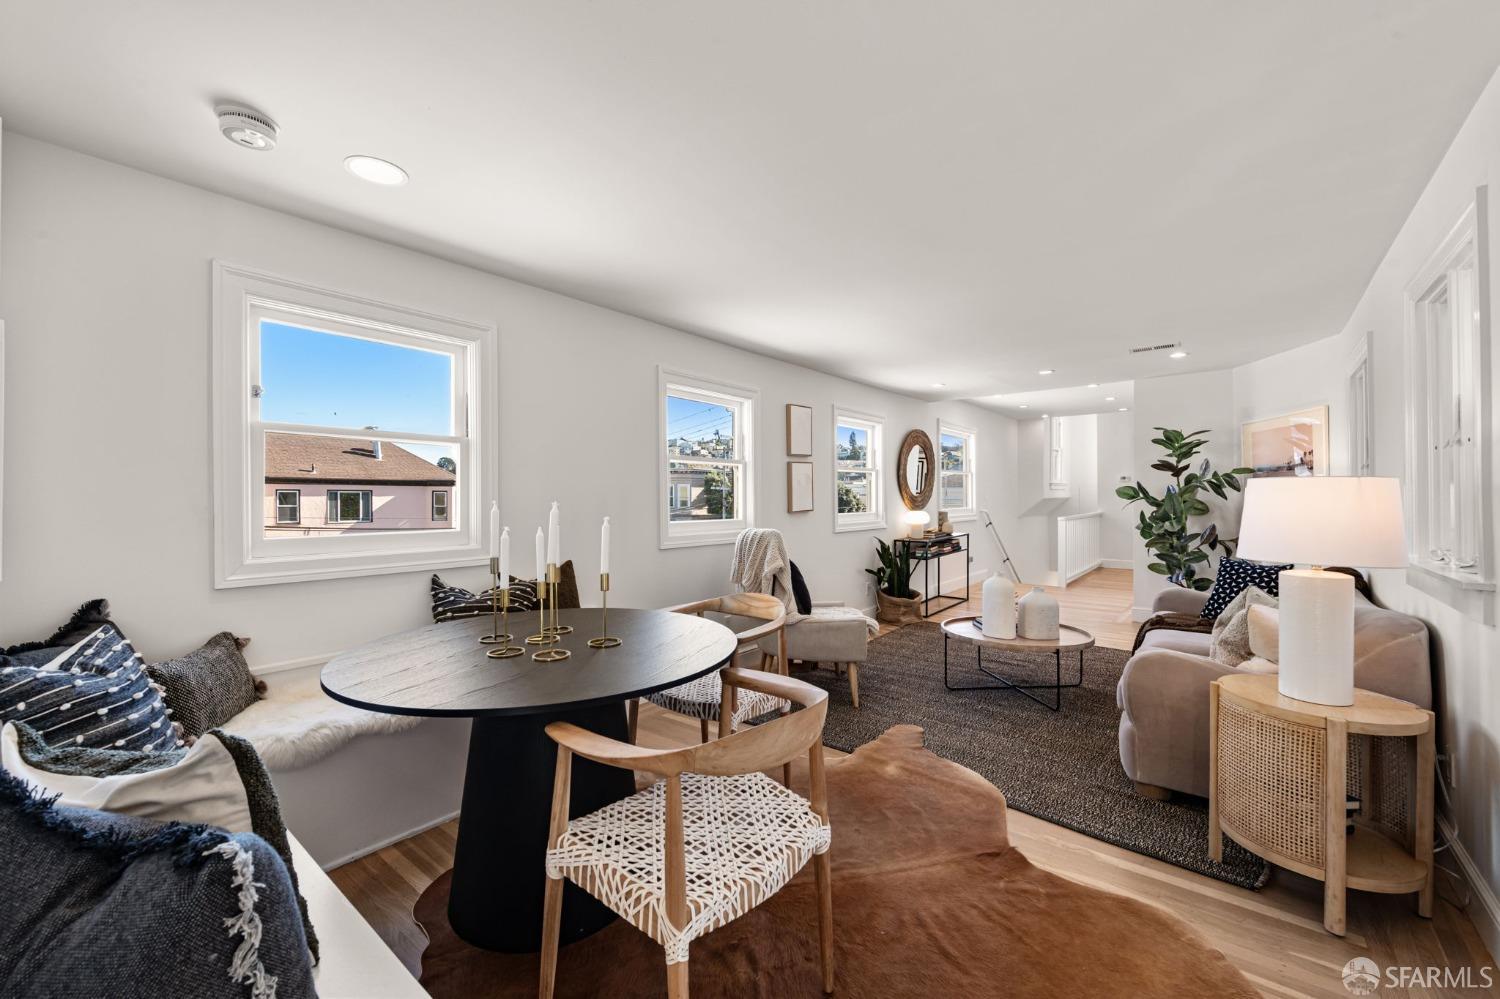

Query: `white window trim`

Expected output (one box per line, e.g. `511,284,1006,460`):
937,420,979,522
833,406,885,533
326,489,374,525
658,367,757,550
1347,332,1373,476
1401,190,1495,623
212,261,498,588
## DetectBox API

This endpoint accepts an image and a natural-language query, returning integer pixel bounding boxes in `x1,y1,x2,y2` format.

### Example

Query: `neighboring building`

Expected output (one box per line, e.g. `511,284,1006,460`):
263,434,456,536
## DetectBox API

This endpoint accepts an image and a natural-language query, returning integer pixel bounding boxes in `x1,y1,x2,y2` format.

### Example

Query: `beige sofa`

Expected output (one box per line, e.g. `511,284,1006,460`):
1117,585,1432,798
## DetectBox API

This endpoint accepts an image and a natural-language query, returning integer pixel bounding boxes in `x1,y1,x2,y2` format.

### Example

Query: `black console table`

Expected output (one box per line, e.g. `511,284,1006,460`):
894,533,970,617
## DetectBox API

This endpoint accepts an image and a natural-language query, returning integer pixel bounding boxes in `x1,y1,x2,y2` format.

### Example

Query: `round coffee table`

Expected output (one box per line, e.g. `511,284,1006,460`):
321,607,737,953
939,614,1094,712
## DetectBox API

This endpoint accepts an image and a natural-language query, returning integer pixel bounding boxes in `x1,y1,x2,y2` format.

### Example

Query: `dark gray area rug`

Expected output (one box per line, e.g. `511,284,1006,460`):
798,622,1271,890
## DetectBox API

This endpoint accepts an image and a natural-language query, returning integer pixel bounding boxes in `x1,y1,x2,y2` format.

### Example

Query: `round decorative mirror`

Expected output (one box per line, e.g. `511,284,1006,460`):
897,429,935,510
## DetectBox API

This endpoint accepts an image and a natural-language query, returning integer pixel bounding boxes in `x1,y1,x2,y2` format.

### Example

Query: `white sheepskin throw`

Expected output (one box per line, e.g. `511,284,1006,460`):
220,671,421,771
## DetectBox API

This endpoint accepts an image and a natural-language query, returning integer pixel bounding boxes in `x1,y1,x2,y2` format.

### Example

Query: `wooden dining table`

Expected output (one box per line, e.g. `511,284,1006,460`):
321,606,737,953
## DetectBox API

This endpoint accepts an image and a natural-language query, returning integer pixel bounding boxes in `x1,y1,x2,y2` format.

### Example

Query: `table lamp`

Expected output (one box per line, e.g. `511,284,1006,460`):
904,509,931,538
1236,477,1407,705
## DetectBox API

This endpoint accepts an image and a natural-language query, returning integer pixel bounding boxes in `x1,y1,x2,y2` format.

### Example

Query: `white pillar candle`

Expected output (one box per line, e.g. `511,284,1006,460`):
488,501,500,559
535,528,546,581
498,527,511,589
547,501,561,565
600,516,611,575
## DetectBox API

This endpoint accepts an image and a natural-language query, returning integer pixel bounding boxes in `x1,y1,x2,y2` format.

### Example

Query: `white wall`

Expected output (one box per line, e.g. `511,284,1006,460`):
1130,369,1239,615
0,133,1024,667
1094,410,1135,566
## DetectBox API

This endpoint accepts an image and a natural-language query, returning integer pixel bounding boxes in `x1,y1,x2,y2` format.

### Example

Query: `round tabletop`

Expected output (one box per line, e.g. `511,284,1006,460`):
321,608,738,719
939,614,1094,652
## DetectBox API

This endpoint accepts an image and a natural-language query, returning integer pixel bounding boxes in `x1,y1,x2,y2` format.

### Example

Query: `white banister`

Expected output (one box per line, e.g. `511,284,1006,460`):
1057,511,1103,587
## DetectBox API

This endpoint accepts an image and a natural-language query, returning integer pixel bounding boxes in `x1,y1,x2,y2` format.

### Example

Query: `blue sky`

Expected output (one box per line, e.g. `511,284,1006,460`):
260,321,455,466
666,395,734,441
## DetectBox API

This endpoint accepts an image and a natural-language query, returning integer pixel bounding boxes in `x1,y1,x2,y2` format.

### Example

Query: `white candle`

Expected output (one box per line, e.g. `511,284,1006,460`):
498,527,511,589
488,500,500,559
535,528,546,581
547,501,561,565
600,516,611,575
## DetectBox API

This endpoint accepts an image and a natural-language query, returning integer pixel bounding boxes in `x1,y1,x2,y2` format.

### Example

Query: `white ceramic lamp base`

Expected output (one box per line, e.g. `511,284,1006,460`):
1277,568,1355,706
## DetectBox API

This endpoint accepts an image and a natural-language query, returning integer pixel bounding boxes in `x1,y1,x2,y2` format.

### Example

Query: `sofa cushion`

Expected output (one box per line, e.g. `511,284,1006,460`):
3,721,319,961
789,562,814,616
1209,587,1277,668
1136,627,1213,656
146,632,264,739
0,625,181,752
221,668,421,771
1200,557,1292,620
0,767,315,998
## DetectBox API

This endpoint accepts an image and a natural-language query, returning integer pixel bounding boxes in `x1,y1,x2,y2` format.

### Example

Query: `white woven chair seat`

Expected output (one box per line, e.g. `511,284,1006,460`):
546,771,831,964
646,671,786,725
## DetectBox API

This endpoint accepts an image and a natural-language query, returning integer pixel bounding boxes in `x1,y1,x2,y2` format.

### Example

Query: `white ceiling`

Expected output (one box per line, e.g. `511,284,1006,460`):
2,2,1498,403
981,381,1135,419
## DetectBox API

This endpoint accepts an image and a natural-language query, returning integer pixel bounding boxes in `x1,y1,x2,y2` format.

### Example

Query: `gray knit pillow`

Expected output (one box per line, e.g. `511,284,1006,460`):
146,632,264,739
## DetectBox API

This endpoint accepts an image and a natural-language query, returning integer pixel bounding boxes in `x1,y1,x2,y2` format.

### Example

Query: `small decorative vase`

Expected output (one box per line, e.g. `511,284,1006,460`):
980,573,1017,639
1017,586,1060,640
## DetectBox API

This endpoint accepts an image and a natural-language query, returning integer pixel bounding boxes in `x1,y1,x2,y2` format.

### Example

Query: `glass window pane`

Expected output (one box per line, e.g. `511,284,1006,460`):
941,433,967,473
259,320,453,435
266,432,457,537
668,462,737,522
837,471,871,514
666,395,736,461
837,425,869,468
941,472,967,510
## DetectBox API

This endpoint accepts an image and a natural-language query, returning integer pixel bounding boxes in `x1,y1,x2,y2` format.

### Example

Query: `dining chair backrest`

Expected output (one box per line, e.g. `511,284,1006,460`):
665,593,786,651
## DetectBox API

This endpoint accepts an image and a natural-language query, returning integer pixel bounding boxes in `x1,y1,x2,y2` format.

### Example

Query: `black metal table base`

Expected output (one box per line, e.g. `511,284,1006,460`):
942,631,1085,712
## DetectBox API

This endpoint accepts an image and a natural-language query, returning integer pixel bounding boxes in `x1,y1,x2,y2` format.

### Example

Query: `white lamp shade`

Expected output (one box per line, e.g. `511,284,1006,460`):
1237,477,1407,568
903,510,931,526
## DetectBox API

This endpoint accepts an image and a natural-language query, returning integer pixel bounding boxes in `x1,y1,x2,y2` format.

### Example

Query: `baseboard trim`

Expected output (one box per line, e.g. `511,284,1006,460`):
1101,559,1133,570
1437,813,1500,961
251,652,334,678
321,808,462,872
1130,605,1154,622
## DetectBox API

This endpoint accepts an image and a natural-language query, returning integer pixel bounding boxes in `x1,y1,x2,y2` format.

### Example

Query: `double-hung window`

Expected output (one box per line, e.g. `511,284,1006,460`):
274,489,300,525
1404,192,1494,620
834,408,884,532
659,368,756,548
938,421,978,521
213,263,497,587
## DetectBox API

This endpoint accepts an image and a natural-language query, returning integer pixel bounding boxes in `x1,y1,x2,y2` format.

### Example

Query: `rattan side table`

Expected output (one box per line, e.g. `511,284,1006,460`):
1209,673,1434,936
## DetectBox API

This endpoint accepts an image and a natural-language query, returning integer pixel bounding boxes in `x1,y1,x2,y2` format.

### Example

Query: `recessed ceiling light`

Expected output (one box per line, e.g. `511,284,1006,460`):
1104,396,1116,401
1118,407,1129,412
1041,413,1050,418
1087,383,1100,388
1018,404,1028,409
931,382,946,388
344,155,409,186
1169,351,1188,359
1038,368,1055,375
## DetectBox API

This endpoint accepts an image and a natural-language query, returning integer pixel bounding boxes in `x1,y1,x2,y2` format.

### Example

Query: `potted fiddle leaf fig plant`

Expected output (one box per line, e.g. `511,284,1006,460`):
1116,427,1254,591
867,537,923,625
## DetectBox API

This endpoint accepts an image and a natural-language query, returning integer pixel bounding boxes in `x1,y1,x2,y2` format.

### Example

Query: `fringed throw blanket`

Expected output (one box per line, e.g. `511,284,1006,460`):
731,529,799,620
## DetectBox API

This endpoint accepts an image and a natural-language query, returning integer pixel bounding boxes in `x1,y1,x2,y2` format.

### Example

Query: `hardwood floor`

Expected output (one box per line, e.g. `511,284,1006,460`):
331,568,1495,996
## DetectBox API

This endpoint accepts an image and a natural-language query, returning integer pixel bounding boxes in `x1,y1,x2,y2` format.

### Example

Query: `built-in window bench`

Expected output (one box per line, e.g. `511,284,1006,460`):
223,662,472,868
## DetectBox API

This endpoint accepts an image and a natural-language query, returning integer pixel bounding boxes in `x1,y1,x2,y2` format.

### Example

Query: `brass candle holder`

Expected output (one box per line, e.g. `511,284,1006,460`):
525,573,557,646
478,557,513,646
587,572,622,648
531,564,571,662
486,587,525,659
543,562,574,635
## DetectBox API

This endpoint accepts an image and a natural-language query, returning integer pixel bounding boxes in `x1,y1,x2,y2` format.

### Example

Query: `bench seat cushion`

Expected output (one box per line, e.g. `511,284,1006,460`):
221,671,420,771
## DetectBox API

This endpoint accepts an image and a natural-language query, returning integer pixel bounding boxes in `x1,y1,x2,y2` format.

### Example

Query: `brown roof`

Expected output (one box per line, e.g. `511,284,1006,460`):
265,434,456,486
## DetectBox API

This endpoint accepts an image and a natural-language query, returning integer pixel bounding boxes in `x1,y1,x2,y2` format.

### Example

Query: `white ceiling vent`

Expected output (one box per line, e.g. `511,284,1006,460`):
216,104,279,151
1128,341,1182,355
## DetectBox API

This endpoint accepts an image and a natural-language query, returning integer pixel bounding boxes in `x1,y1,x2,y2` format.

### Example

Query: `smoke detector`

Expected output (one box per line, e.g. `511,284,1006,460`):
216,104,279,151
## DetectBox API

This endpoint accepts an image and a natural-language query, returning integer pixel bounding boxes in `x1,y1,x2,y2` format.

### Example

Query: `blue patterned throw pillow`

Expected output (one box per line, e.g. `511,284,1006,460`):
1200,557,1293,621
0,625,181,751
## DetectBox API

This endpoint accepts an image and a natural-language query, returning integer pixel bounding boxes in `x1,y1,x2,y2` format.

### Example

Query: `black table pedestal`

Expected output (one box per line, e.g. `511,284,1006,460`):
447,702,635,953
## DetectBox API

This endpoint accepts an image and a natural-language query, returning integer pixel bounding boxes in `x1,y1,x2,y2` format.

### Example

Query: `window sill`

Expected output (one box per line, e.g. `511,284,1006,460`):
1406,560,1495,625
659,525,747,550
217,548,487,589
943,510,978,524
834,516,886,534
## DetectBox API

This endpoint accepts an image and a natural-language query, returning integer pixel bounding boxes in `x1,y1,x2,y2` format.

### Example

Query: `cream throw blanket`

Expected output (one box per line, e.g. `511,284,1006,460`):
731,529,878,633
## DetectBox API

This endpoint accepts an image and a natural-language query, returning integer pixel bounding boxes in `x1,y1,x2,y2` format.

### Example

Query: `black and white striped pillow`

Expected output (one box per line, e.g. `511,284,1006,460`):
0,626,182,752
431,574,540,623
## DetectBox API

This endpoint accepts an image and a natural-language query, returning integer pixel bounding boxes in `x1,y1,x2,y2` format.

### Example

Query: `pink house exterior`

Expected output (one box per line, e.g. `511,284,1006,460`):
263,434,457,537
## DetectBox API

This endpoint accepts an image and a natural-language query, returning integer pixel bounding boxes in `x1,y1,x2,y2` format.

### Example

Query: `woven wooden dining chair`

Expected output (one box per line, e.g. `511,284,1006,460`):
627,592,789,746
540,668,834,999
